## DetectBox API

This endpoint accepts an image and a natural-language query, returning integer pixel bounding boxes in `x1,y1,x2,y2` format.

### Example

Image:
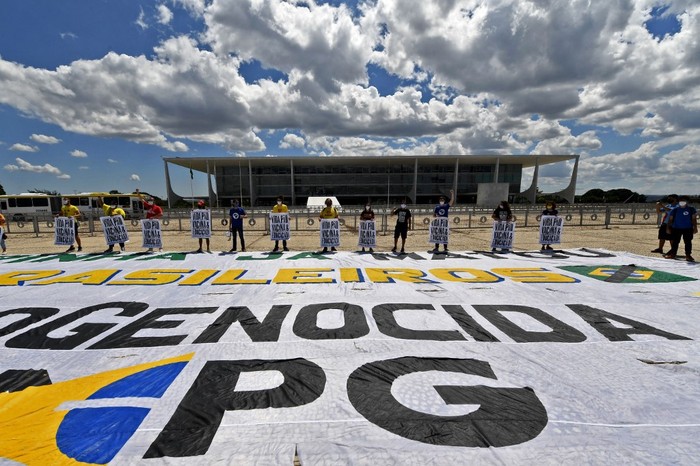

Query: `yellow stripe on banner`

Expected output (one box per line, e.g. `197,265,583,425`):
0,270,63,286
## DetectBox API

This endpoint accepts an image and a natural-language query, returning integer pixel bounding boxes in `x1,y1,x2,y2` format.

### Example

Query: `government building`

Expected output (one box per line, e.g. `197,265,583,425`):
164,154,578,207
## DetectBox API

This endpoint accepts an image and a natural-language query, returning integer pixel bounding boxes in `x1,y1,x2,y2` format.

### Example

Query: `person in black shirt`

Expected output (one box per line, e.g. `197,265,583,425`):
391,200,412,254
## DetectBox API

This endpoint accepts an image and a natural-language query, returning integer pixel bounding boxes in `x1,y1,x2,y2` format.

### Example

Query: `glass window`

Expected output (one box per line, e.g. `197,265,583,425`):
9,198,17,208
33,197,49,207
17,197,33,207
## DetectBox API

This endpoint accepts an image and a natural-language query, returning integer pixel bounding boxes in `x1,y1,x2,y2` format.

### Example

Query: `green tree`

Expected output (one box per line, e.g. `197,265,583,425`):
0,183,5,195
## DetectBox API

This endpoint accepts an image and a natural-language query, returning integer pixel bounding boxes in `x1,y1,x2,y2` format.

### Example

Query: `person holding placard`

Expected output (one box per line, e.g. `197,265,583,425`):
664,195,697,262
540,201,558,251
137,190,163,252
319,198,339,253
491,201,514,253
228,199,247,253
59,198,82,253
193,200,211,253
271,196,289,252
98,198,127,254
391,200,412,254
359,203,375,253
431,189,454,253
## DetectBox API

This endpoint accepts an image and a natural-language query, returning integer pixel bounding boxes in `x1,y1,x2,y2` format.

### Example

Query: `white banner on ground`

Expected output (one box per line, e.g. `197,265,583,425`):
100,216,129,246
191,209,211,239
429,217,449,244
358,220,376,248
270,213,291,241
0,250,698,465
141,219,163,249
53,217,75,246
491,221,515,249
539,215,564,245
320,219,340,247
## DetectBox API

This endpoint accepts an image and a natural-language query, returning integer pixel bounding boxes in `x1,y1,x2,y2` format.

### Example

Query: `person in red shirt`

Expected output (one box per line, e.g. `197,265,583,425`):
137,190,164,252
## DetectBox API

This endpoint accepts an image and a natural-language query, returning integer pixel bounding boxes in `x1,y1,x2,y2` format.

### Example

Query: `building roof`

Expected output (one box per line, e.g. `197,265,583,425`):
164,154,576,172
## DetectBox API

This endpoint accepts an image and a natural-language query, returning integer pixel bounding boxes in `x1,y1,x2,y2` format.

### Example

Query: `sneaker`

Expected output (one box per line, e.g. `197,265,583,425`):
206,248,211,253
432,247,439,253
77,246,82,252
687,255,695,262
546,245,553,250
196,248,203,253
147,248,154,253
443,248,449,252
541,245,546,250
229,248,236,253
369,248,374,253
272,247,279,253
361,247,366,252
391,247,397,253
664,253,676,259
651,248,663,253
400,249,405,254
120,247,126,252
492,248,497,252
331,247,337,252
283,247,289,251
103,248,114,254
241,248,246,252
322,247,328,253
66,246,76,253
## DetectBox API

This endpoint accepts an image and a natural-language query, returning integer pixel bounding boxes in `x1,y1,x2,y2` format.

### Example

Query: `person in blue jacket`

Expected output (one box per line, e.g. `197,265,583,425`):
664,195,697,262
228,199,247,253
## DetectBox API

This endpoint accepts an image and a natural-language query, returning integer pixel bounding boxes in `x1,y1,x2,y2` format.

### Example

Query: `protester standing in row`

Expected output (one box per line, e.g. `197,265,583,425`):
491,201,514,253
0,212,6,254
229,199,247,253
98,198,127,254
359,203,375,253
540,201,558,251
60,197,82,253
652,194,677,254
320,198,339,253
664,195,697,262
392,200,412,254
432,189,454,253
272,196,289,252
138,190,163,252
194,200,211,253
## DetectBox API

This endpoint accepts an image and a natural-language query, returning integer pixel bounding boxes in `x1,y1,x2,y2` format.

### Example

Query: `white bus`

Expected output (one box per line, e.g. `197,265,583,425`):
0,192,146,221
0,193,62,221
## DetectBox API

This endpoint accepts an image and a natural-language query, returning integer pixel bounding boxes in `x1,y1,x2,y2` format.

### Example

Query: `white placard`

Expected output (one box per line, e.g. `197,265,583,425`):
270,213,291,241
320,219,340,247
357,220,377,248
141,219,163,249
539,215,564,245
491,221,515,249
191,209,212,239
429,217,450,244
100,216,129,246
53,217,75,246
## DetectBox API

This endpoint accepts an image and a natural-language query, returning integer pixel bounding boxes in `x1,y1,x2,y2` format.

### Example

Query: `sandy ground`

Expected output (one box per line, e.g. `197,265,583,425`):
0,224,680,259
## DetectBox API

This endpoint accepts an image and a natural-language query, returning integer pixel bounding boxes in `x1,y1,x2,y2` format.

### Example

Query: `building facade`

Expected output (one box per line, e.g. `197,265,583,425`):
164,154,578,207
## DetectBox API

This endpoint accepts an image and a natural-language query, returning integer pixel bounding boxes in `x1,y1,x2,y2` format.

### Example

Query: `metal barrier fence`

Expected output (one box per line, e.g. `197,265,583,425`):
4,204,663,237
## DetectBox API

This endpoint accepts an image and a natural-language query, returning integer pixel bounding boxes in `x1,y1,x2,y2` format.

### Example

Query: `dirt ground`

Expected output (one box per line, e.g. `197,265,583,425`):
0,224,680,259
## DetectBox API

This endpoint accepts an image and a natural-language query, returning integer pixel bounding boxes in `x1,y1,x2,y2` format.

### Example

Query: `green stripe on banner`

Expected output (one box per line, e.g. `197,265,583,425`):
558,265,696,283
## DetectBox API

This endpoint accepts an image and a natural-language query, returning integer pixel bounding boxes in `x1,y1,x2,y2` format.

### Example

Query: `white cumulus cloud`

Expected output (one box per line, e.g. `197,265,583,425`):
30,134,62,144
70,149,88,158
9,143,39,152
157,4,174,24
4,157,62,175
130,174,141,181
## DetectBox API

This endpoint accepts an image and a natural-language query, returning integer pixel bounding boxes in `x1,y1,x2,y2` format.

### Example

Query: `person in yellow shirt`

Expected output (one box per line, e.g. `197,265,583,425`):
59,198,82,253
319,197,339,253
98,197,127,254
271,195,289,252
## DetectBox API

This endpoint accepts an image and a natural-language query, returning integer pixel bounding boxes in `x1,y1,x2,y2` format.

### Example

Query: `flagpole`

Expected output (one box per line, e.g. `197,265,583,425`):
189,165,195,208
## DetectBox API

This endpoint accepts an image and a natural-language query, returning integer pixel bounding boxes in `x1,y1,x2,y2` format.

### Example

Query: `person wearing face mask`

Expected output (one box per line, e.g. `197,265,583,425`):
59,198,82,253
319,198,339,253
491,201,514,252
359,202,375,253
228,199,247,253
272,195,289,252
540,201,558,250
664,195,697,262
432,189,455,253
392,200,412,254
652,194,678,254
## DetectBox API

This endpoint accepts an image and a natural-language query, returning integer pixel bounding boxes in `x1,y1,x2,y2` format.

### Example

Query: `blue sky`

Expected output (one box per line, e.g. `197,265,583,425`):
1,0,698,199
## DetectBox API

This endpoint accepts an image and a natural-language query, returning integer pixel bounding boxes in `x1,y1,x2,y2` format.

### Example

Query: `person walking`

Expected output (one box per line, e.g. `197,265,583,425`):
391,200,412,254
652,194,678,254
271,196,289,252
59,198,82,253
664,195,697,262
228,199,247,253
